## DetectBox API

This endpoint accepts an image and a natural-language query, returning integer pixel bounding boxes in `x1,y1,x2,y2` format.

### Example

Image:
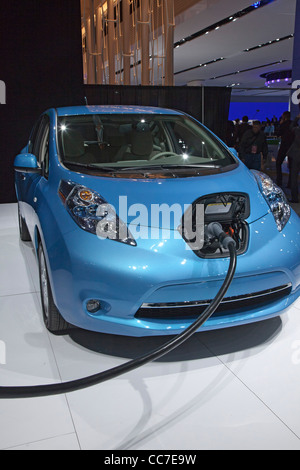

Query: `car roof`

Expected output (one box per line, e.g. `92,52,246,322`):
55,105,184,117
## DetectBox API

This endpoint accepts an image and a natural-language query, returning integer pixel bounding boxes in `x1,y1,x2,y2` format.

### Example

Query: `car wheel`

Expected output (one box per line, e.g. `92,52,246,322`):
38,243,69,333
18,204,31,241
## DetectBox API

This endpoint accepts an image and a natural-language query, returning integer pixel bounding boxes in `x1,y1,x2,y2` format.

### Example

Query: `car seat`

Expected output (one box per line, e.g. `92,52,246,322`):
62,129,97,164
122,127,156,161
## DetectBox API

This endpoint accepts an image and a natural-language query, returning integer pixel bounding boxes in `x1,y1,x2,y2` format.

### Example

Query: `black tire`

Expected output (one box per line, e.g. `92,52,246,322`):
18,204,31,241
38,243,69,333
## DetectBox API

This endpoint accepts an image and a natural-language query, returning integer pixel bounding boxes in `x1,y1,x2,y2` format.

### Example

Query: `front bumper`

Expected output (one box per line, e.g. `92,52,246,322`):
46,210,300,336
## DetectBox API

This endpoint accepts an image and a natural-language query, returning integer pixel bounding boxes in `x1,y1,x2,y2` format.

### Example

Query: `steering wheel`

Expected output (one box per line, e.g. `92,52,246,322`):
150,151,178,161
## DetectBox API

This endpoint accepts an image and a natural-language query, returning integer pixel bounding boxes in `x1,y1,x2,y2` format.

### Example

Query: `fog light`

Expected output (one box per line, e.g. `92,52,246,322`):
86,299,101,314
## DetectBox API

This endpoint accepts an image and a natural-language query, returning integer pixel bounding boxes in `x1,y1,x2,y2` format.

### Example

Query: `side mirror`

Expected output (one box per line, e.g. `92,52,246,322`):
14,153,41,173
229,147,238,158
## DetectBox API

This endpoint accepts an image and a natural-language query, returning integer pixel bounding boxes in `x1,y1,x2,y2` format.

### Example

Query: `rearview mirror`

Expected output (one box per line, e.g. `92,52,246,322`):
14,153,41,173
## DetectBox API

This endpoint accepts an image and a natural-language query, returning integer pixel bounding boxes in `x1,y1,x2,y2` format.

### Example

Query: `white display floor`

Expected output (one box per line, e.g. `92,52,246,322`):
1,203,300,450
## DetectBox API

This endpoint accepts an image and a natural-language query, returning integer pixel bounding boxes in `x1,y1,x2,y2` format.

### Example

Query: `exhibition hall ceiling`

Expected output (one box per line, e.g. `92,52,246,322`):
173,0,296,97
81,0,296,96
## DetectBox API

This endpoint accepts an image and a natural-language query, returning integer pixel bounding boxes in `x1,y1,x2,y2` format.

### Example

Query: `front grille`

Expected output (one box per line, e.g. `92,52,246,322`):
135,284,292,320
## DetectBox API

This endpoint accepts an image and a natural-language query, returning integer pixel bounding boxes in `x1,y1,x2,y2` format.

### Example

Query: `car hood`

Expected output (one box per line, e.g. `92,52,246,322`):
63,163,269,229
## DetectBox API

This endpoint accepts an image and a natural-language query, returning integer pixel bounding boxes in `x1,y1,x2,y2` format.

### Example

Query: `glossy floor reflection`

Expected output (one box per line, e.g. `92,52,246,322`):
0,203,300,450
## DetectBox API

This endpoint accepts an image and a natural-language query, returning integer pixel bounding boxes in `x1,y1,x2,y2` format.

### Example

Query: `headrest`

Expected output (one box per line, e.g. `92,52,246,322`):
131,129,153,157
62,130,85,158
135,121,150,132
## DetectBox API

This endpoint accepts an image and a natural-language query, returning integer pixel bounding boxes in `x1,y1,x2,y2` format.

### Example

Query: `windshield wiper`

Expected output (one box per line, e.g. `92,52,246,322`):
63,161,222,173
115,163,221,172
63,161,117,172
161,164,221,169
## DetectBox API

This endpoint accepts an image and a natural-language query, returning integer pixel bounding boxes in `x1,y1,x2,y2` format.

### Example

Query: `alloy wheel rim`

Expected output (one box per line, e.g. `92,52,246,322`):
40,250,49,319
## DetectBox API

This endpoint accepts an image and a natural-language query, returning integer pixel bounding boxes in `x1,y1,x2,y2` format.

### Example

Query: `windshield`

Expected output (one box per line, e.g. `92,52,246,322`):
57,114,236,172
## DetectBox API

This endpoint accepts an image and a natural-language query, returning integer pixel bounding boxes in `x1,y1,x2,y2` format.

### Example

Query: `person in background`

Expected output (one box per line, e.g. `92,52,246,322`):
239,121,268,171
287,126,300,203
272,116,279,132
264,119,274,136
275,111,297,188
225,120,235,147
233,118,240,148
236,116,251,148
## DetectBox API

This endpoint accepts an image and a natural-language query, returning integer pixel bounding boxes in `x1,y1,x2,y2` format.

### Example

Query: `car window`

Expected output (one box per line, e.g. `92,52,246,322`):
28,115,44,155
39,122,50,177
33,115,50,177
168,120,226,159
57,114,236,172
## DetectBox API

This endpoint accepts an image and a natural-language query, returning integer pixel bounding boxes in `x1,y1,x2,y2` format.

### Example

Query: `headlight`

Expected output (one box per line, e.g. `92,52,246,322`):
252,171,291,232
58,180,136,246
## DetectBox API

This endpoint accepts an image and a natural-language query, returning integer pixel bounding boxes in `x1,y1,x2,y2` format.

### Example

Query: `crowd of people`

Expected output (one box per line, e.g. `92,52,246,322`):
225,112,300,203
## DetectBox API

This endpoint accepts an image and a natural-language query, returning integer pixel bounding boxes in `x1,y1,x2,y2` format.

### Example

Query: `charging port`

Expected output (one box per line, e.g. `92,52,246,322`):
181,192,250,259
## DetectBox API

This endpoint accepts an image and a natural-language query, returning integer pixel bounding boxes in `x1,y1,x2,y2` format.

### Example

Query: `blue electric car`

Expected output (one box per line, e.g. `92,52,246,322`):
14,105,300,336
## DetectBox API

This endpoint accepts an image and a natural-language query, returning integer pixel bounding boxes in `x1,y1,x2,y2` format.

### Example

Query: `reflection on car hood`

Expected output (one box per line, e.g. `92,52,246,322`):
63,163,269,229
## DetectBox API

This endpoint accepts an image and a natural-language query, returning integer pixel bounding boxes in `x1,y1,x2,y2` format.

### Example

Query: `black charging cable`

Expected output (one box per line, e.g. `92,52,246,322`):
0,224,236,399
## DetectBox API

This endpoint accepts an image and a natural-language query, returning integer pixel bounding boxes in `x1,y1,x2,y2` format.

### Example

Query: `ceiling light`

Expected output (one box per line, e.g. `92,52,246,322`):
174,57,226,76
207,60,288,81
243,34,294,52
173,0,277,49
261,69,292,87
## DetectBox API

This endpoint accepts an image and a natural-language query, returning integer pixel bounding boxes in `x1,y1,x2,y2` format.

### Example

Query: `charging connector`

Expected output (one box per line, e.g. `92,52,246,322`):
206,222,237,251
181,192,248,258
